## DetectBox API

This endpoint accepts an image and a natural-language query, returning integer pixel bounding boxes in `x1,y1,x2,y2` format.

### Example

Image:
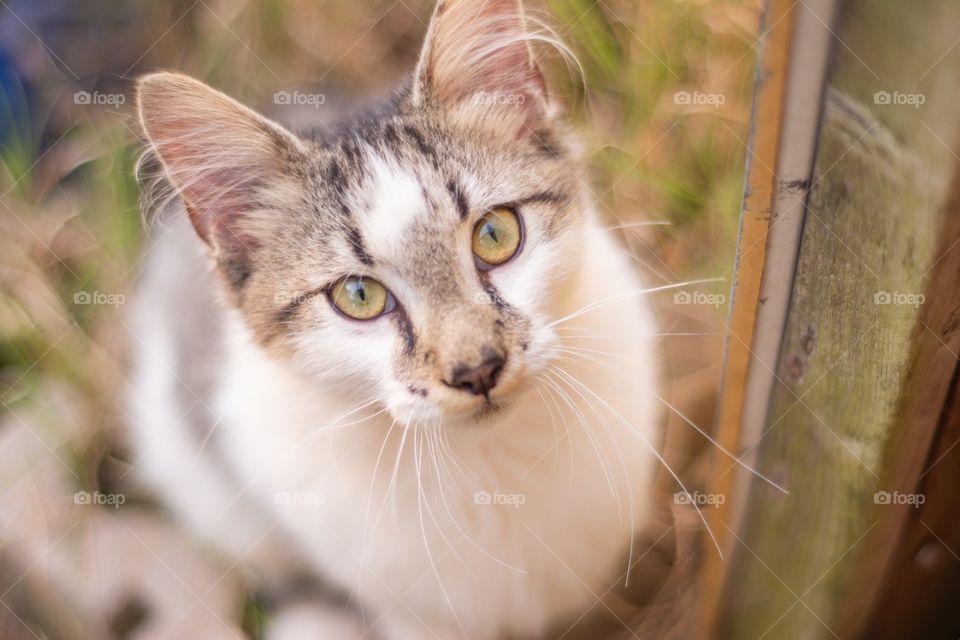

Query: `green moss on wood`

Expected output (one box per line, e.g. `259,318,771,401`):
719,1,960,637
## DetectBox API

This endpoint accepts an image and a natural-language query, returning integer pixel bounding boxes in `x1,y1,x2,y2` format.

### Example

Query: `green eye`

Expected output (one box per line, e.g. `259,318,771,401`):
330,276,393,320
472,207,522,269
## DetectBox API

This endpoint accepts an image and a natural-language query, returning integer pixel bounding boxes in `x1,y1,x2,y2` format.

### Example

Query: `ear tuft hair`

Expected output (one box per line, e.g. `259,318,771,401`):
136,72,306,262
413,1,552,122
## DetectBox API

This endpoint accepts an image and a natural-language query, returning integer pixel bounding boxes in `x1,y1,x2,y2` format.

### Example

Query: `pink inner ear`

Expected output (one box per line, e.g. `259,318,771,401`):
423,0,546,109
139,80,290,256
155,132,264,252
179,166,264,253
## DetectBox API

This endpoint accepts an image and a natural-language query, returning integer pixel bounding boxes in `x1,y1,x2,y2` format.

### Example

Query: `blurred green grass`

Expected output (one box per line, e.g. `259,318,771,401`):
0,0,758,484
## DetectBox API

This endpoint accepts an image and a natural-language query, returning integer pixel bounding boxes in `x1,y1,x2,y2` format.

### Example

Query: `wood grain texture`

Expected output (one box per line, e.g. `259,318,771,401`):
699,0,796,635
715,1,960,638
862,368,960,639
841,118,960,638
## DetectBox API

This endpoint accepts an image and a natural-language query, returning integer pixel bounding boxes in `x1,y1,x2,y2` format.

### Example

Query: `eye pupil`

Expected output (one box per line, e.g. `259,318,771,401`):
332,277,391,320
472,208,521,269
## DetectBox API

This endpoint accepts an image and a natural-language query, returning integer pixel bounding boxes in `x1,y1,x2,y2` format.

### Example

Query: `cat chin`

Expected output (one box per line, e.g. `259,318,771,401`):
384,401,503,429
384,389,522,428
439,398,512,427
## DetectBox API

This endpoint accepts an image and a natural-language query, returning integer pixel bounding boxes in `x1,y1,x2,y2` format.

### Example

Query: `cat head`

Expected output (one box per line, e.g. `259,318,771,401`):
137,0,588,426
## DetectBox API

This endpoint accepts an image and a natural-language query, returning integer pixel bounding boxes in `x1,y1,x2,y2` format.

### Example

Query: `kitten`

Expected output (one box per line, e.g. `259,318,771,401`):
129,0,662,638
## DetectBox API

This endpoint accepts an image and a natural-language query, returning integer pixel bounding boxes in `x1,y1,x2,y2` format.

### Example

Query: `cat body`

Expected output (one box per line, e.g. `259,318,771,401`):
130,1,662,638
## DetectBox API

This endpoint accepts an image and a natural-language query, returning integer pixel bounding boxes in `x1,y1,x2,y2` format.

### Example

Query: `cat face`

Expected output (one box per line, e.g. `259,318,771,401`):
137,0,586,425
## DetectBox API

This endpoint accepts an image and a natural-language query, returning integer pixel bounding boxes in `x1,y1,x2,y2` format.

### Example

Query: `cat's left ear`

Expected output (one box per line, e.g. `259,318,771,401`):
137,72,309,293
413,0,548,133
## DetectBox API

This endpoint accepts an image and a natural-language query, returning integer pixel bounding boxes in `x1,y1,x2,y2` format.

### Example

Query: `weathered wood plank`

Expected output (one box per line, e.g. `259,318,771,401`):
714,1,960,637
699,0,797,633
862,367,960,639
840,123,960,638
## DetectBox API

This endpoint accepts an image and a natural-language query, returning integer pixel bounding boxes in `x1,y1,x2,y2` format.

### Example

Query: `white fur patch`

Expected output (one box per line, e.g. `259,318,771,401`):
357,153,427,261
132,214,662,640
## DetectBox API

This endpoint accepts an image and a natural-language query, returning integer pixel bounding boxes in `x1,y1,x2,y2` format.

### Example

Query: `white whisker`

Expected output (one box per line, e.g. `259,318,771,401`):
604,220,671,231
550,366,723,560
549,367,636,579
655,393,788,494
414,429,471,638
546,278,725,329
542,373,618,501
362,418,399,552
428,429,525,574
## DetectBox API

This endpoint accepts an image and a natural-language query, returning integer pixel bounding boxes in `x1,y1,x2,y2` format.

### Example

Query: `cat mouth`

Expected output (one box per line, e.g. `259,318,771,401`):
394,394,509,426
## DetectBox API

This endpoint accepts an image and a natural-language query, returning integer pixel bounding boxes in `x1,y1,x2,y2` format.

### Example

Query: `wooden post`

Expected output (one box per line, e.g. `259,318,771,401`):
699,0,797,632
704,0,960,637
840,117,960,640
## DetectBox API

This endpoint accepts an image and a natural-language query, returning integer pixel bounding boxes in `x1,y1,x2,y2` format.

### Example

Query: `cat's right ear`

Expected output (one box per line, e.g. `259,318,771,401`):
137,72,307,270
412,0,548,136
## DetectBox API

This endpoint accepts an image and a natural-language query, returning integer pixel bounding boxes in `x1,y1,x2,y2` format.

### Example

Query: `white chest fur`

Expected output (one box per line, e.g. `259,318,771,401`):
208,226,661,640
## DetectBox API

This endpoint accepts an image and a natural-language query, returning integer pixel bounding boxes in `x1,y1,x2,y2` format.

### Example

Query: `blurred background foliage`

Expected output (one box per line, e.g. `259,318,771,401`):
0,0,759,636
